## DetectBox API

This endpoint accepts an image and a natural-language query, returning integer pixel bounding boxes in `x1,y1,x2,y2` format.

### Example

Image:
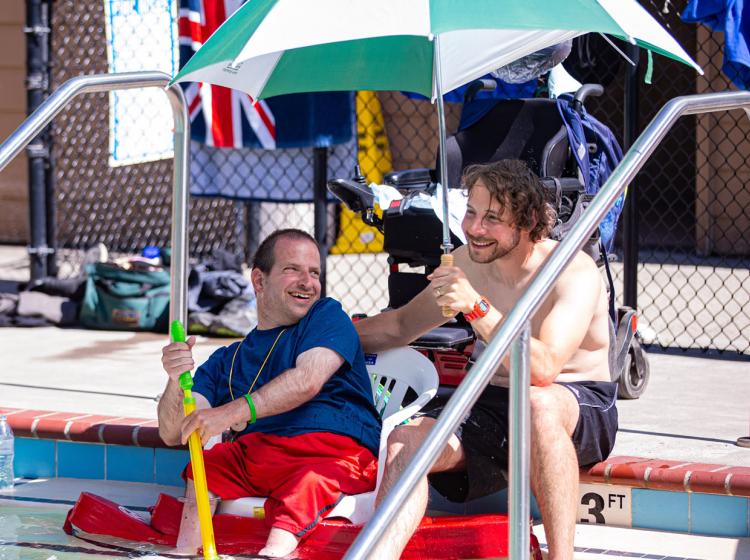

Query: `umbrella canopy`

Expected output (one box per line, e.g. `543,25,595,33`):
171,0,701,100
171,0,701,257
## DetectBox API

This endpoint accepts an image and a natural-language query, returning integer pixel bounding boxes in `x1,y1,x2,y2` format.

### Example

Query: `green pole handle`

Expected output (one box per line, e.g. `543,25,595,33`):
171,320,195,404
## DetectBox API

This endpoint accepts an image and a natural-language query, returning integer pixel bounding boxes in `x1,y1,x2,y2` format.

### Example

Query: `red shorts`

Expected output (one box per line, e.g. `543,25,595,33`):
184,431,377,537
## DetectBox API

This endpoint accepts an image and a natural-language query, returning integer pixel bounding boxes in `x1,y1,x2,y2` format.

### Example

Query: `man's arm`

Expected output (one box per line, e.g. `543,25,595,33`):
356,284,447,352
177,346,344,445
157,380,212,446
157,377,188,446
529,256,604,384
251,346,343,417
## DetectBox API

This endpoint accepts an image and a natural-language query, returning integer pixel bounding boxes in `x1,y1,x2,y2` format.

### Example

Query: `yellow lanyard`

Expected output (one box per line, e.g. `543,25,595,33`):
227,328,287,400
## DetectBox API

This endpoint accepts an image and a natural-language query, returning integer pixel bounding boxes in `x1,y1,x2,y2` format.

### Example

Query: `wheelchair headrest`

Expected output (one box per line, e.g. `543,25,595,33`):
440,98,569,189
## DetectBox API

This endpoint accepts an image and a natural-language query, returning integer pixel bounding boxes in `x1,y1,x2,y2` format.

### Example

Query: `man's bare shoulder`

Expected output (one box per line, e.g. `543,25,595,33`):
569,246,600,277
538,240,600,286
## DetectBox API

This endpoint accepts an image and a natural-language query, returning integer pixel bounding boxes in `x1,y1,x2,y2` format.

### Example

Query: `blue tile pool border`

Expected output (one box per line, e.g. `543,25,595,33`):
14,436,188,486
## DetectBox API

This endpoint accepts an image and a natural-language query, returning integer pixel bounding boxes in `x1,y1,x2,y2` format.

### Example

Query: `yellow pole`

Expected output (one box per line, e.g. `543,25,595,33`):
171,320,219,560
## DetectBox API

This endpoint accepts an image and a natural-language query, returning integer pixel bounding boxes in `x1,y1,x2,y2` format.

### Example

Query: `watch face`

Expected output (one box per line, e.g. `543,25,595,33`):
478,299,490,313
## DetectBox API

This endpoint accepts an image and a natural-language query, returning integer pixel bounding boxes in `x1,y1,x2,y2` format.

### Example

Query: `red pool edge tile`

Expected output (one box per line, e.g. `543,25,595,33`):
2,407,169,448
728,472,750,497
581,457,743,496
101,424,140,446
67,416,121,443
580,455,643,483
135,425,166,447
689,470,732,494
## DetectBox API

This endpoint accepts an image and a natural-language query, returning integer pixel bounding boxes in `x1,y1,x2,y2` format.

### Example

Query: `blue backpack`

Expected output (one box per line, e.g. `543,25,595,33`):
556,94,625,253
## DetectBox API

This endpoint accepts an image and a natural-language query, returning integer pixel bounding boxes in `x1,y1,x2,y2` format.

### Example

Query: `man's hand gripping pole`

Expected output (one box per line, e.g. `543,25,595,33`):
171,320,218,560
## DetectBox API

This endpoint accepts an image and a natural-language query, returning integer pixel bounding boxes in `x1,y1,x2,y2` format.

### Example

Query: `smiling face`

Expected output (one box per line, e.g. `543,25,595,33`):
252,237,321,328
462,180,522,263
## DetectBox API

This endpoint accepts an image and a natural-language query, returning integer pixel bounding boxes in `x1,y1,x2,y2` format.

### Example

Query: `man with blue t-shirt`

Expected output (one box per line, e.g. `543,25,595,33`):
158,229,381,558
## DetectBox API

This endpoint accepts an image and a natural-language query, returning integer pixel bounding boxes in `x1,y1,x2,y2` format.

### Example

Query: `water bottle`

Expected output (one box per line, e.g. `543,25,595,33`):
0,415,14,490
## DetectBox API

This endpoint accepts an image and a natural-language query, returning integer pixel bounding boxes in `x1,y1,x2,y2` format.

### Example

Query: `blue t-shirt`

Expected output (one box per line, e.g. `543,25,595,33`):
192,297,381,456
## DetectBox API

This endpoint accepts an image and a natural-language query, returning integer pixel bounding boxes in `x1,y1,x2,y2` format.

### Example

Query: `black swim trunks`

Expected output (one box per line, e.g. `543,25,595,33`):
421,381,618,503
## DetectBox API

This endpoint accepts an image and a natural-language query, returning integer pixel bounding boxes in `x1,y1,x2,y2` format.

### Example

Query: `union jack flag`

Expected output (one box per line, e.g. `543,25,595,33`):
178,0,276,149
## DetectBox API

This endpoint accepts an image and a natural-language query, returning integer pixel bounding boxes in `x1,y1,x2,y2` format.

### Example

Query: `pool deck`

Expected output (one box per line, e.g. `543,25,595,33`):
1,324,748,467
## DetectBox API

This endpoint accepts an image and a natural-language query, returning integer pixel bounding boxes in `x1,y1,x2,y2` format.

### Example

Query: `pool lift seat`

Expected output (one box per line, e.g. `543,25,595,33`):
213,346,439,524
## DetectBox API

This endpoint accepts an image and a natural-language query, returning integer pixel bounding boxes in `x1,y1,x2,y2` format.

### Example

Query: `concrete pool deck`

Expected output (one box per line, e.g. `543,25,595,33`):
0,325,747,468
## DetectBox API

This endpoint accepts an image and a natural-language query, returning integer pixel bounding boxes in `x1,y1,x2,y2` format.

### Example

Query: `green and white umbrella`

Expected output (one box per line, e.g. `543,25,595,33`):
171,0,701,253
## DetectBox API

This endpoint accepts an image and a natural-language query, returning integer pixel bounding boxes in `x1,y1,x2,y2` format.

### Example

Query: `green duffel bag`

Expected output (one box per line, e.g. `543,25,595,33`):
80,262,171,332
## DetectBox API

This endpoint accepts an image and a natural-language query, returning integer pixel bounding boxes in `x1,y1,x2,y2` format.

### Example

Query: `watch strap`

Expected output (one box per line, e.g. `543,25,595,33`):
464,296,490,322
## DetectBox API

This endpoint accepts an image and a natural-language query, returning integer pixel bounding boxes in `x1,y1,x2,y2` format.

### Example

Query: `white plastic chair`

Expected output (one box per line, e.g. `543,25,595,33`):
215,346,439,524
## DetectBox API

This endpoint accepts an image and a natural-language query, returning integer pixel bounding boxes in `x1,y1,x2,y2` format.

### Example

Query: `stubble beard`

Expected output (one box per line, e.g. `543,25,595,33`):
467,229,521,263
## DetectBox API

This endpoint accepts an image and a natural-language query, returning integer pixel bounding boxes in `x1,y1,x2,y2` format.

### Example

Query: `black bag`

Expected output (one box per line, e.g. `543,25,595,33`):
80,263,170,331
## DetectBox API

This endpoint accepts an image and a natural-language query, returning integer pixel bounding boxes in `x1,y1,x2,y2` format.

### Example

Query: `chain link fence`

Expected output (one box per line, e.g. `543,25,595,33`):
39,0,749,352
51,0,242,278
601,0,749,355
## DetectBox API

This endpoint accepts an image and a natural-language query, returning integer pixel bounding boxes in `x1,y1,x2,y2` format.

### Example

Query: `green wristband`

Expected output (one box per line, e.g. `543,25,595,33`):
243,393,257,425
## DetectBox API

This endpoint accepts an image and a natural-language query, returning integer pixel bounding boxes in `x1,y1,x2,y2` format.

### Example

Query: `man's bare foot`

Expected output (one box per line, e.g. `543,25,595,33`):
258,527,299,558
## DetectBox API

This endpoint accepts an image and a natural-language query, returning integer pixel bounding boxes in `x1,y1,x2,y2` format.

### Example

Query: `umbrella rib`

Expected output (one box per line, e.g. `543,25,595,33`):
598,33,637,66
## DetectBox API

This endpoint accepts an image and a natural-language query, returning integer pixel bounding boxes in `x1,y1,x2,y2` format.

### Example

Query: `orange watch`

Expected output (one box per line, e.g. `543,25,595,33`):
464,296,490,322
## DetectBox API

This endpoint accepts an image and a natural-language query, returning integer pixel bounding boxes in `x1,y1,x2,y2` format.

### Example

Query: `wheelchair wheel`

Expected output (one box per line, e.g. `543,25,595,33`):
617,337,650,399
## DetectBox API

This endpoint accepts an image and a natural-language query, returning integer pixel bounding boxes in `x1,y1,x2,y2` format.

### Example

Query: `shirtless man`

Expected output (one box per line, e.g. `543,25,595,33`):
356,159,618,560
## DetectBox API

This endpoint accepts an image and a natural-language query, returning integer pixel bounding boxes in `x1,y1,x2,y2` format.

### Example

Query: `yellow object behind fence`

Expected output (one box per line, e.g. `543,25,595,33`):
330,91,391,254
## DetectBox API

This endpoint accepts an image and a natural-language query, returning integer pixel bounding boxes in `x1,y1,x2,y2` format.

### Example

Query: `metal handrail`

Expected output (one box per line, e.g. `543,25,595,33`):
508,321,531,559
345,90,750,559
0,71,190,329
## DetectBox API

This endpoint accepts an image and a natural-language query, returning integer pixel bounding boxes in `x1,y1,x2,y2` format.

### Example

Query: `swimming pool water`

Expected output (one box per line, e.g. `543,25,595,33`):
0,502,177,560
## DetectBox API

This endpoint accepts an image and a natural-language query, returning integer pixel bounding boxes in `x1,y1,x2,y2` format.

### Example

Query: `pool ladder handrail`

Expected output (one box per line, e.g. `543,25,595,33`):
0,72,191,333
344,90,750,560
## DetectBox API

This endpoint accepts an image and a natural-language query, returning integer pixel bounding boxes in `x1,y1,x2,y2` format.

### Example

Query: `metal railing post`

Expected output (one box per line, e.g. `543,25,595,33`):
25,0,52,281
622,43,641,309
164,84,190,329
0,71,190,326
509,321,531,560
313,146,329,296
344,91,750,560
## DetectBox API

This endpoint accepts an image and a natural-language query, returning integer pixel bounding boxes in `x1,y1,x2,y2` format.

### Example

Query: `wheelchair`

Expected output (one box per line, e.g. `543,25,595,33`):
329,83,650,399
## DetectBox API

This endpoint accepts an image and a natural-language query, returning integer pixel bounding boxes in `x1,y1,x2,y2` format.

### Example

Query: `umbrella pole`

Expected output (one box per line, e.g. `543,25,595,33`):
433,36,452,253
433,36,455,318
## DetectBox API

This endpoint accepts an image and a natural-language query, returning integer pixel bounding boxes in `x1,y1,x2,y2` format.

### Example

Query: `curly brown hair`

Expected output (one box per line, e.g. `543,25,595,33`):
462,159,556,243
